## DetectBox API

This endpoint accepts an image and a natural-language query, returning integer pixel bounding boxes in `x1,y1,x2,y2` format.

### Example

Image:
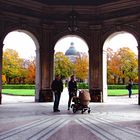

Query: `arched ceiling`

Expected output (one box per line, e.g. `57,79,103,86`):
0,0,139,26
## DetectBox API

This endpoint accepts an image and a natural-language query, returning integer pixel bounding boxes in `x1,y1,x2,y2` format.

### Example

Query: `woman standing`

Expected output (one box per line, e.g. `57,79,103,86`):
68,75,77,110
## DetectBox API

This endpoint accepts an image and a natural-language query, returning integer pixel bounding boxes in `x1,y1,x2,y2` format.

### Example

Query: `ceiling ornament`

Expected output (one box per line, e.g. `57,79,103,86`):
67,9,78,32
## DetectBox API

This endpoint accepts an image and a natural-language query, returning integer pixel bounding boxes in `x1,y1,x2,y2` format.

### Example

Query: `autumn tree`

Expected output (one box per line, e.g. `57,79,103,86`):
107,47,138,84
2,75,6,84
117,47,138,83
107,48,115,83
2,48,25,84
107,49,122,84
2,48,36,84
25,58,36,84
74,53,89,81
54,52,74,78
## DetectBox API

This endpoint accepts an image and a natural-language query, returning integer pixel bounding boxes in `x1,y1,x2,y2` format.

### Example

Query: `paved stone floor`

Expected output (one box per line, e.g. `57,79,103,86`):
0,89,140,140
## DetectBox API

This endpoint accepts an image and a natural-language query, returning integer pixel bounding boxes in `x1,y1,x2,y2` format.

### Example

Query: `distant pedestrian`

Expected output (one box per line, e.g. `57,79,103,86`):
51,74,63,112
127,79,133,98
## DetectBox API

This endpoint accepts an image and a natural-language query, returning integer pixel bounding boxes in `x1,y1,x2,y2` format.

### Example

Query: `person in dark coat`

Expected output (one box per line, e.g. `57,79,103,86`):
68,75,77,110
127,79,133,98
51,74,63,112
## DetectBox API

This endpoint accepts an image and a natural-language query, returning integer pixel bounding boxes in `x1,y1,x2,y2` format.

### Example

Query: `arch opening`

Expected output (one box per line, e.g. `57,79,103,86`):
54,35,89,105
2,30,40,103
103,31,138,103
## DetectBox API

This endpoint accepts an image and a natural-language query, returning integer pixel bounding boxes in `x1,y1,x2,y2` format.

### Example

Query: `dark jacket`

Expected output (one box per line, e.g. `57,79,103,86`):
68,80,77,92
51,79,63,93
128,82,133,90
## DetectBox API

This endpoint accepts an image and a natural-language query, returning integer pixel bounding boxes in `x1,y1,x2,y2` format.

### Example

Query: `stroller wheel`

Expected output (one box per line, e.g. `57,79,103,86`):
88,109,91,114
73,108,77,113
81,109,85,114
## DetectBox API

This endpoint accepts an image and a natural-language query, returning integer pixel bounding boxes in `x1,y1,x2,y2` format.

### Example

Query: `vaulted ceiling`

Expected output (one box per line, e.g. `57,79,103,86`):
0,0,139,26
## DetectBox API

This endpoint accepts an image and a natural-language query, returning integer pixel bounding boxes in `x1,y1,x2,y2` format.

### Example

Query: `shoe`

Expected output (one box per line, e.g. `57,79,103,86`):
54,109,60,112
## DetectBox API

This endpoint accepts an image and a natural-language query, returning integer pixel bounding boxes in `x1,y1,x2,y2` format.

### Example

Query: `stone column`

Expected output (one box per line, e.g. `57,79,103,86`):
39,29,54,102
138,45,140,105
89,27,103,102
35,48,40,102
0,42,3,104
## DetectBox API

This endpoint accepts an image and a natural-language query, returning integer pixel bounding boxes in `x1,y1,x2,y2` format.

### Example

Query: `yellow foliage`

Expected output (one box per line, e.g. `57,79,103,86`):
2,75,6,84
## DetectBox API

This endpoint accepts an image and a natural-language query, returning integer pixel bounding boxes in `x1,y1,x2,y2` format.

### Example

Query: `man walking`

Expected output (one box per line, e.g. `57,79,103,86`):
51,74,63,112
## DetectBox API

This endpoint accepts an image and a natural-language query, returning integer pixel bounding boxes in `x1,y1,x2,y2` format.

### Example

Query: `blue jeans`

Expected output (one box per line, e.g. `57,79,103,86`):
53,91,61,111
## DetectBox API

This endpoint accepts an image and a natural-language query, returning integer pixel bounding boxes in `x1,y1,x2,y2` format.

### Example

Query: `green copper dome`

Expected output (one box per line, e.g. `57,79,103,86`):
65,42,77,55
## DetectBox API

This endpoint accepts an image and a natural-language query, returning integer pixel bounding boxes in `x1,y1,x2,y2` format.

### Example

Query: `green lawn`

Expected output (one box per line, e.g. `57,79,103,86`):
2,89,138,96
108,89,138,96
2,89,35,96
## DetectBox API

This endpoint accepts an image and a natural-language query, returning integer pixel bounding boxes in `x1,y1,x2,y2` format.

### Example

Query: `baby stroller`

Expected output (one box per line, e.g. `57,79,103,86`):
71,90,91,114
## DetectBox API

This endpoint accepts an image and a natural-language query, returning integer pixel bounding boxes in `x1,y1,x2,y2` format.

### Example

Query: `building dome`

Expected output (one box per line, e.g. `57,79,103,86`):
65,42,77,56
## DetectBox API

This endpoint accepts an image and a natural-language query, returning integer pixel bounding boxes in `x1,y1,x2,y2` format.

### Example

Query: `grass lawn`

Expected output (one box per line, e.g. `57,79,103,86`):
2,89,35,96
2,89,138,96
108,89,138,96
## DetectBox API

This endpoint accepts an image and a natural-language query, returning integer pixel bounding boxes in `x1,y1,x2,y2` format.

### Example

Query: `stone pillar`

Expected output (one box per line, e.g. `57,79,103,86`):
138,45,140,105
39,29,54,102
35,48,40,102
0,42,3,104
89,28,103,102
39,48,54,102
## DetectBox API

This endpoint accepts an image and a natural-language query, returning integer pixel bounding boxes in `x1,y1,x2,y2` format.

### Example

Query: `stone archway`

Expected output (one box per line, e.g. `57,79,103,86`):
0,29,40,103
53,35,89,104
103,31,138,103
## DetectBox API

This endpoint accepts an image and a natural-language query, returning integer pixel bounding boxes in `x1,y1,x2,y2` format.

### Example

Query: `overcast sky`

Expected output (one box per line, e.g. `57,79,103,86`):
54,36,88,54
107,33,138,54
3,31,36,59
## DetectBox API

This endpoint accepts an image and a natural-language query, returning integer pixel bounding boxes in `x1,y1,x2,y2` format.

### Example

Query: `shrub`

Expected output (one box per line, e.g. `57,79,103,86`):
2,84,35,89
108,84,138,89
77,83,89,89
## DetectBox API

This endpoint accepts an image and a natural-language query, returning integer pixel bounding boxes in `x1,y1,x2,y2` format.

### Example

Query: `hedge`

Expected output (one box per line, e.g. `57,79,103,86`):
2,84,138,90
77,83,89,89
108,84,138,89
2,84,35,89
77,83,138,90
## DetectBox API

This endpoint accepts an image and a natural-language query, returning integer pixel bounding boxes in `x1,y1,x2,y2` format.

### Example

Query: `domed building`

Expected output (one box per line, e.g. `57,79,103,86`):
65,42,79,63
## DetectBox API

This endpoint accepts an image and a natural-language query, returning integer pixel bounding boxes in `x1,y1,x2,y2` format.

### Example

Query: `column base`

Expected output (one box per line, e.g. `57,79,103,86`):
89,88,103,102
39,89,53,102
0,94,1,104
138,93,140,105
